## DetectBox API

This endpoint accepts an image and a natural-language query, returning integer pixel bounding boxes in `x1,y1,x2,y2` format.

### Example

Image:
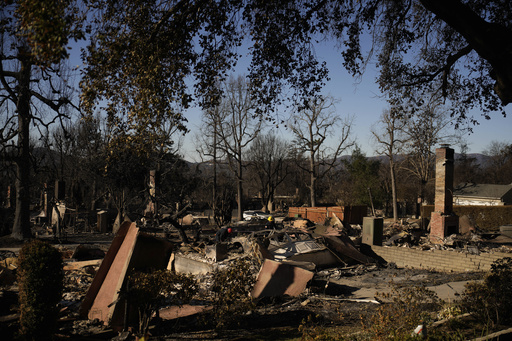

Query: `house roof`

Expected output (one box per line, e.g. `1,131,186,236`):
454,183,512,199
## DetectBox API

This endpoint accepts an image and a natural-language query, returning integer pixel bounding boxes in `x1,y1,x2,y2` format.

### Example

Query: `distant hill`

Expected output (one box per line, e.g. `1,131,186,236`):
186,152,492,170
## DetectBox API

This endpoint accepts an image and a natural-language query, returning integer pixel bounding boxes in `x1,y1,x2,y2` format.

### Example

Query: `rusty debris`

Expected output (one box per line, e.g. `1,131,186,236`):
251,259,314,298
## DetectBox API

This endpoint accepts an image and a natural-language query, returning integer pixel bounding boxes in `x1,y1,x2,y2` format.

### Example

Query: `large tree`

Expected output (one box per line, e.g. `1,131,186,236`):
454,142,482,186
288,96,353,207
81,0,242,139
343,146,384,209
196,105,228,225
371,108,407,221
215,75,262,221
82,0,511,130
401,99,460,204
246,130,290,212
1,0,83,239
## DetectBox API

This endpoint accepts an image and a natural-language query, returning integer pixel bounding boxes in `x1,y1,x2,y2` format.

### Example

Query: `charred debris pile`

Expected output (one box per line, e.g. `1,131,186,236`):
1,213,511,339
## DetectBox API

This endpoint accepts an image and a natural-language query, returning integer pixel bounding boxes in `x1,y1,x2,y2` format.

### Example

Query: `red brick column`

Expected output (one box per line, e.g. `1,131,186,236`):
430,146,458,243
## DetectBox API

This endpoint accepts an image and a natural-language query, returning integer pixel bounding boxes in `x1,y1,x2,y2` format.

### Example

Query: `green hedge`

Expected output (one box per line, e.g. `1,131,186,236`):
18,240,63,341
421,205,512,231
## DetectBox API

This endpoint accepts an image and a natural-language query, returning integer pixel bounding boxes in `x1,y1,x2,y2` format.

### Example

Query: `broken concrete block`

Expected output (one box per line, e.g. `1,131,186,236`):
173,254,213,275
362,217,383,246
251,259,314,298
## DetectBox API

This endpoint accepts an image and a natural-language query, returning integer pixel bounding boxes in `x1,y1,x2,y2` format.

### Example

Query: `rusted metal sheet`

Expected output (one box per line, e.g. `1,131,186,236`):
251,259,314,298
80,221,135,320
322,235,376,265
80,221,173,330
85,222,139,324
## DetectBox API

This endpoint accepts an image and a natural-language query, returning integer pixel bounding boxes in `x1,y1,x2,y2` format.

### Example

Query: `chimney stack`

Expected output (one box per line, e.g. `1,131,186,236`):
430,145,458,243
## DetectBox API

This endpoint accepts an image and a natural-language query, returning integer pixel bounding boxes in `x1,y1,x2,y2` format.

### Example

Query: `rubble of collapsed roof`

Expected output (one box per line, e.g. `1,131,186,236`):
1,210,512,340
382,215,512,254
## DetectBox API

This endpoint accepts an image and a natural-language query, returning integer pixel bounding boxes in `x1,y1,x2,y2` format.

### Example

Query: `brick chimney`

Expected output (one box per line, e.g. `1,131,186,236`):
430,145,458,243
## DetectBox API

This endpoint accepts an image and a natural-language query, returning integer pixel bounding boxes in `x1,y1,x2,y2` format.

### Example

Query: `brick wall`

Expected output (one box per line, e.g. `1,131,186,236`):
371,245,511,272
288,206,367,224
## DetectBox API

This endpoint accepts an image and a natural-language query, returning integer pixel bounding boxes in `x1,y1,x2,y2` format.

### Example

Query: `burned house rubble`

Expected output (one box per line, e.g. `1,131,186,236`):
2,148,512,340
1,206,511,340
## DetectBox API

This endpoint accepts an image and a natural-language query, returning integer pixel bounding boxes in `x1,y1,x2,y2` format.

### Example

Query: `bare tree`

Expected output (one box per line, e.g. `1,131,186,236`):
246,130,290,212
0,2,83,239
288,96,353,207
216,75,262,221
401,99,460,205
196,105,234,226
371,108,407,221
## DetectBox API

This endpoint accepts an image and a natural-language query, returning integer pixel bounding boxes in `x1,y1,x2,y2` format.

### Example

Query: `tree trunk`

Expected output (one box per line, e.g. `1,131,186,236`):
11,54,33,240
236,155,243,221
90,179,97,211
112,188,126,234
390,159,398,222
212,116,217,219
310,174,316,207
309,150,316,207
420,0,512,105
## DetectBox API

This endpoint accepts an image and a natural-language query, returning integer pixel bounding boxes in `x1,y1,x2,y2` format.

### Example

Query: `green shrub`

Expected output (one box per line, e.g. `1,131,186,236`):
17,240,63,341
128,269,197,336
459,257,512,326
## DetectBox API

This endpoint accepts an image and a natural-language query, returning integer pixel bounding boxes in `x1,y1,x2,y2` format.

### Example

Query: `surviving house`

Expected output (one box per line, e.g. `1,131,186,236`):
453,183,512,206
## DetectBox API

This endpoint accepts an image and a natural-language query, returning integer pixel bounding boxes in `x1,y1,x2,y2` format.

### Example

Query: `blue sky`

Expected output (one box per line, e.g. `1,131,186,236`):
180,40,512,162
69,37,511,162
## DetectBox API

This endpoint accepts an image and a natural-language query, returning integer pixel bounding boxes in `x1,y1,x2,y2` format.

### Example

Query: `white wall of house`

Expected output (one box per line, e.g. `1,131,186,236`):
453,197,505,206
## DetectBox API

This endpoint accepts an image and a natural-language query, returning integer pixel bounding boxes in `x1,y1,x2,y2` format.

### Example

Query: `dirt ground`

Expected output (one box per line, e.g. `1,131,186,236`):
155,265,485,341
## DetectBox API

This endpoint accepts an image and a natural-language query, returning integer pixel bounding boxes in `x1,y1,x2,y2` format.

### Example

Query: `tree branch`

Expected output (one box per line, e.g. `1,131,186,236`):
420,0,512,104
